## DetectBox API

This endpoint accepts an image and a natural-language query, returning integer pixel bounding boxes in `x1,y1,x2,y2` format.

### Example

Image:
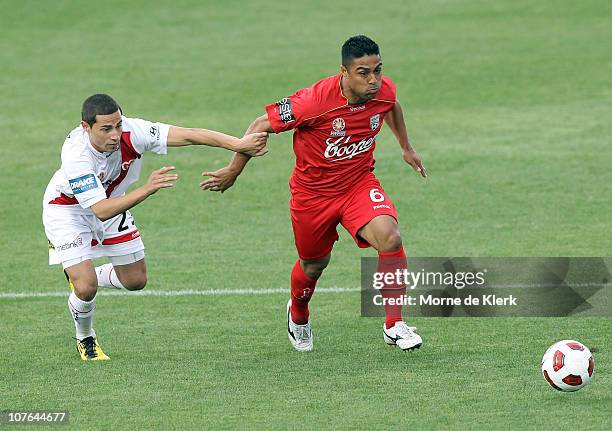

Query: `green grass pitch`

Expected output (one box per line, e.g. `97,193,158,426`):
1,1,611,429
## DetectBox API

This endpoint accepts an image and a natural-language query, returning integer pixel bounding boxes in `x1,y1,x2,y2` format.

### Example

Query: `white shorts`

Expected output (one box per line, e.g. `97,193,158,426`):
43,204,145,269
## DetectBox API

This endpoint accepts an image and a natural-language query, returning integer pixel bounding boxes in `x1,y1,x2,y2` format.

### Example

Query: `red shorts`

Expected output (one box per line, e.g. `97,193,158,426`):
289,172,398,260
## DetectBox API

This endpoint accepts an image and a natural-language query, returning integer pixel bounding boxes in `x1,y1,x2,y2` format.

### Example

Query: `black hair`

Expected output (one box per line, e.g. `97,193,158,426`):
341,35,380,67
81,94,121,126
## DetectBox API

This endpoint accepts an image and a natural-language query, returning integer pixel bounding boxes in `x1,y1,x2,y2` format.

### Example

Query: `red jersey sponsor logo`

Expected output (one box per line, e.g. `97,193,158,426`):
324,135,376,162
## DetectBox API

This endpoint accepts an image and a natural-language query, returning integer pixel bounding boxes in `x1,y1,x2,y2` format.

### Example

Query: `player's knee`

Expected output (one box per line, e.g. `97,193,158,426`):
69,271,98,301
124,274,147,291
73,282,97,301
304,265,325,280
378,229,403,253
302,257,330,280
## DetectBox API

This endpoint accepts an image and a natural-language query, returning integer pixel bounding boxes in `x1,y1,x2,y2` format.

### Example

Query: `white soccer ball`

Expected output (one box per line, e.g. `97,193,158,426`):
541,340,594,392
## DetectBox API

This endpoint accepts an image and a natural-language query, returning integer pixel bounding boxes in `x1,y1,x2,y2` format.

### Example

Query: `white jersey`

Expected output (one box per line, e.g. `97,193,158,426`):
43,116,170,212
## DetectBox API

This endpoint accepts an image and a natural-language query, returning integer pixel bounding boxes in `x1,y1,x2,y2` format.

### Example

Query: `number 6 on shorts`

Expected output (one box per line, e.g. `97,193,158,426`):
369,188,385,203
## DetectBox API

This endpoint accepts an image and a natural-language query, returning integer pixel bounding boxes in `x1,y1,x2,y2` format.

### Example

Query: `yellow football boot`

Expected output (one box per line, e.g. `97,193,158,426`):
75,336,111,361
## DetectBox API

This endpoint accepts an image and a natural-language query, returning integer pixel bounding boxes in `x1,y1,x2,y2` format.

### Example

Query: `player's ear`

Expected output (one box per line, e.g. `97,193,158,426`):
340,64,348,77
81,120,91,132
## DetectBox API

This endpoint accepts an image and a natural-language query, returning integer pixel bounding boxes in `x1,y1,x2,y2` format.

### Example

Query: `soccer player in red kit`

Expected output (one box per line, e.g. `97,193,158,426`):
202,35,426,351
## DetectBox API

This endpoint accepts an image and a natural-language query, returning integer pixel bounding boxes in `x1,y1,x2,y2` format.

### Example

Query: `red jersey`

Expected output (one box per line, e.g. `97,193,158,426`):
265,74,397,196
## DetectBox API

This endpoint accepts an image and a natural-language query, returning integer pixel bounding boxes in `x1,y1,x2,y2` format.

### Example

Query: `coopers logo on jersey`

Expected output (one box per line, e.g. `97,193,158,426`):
330,118,346,137
276,98,295,124
69,174,98,194
324,135,376,162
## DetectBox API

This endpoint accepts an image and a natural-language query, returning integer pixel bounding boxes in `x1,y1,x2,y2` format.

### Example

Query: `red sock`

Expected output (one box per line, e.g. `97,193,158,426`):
378,247,407,329
290,260,317,324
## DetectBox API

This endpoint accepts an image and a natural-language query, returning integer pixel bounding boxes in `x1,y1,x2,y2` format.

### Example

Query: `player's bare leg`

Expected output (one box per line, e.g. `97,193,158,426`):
359,215,422,350
112,259,147,291
358,215,402,253
65,260,98,301
94,256,147,290
65,260,110,360
287,254,331,352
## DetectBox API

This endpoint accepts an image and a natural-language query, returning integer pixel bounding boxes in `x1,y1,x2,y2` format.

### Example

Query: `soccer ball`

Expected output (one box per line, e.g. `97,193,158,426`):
541,340,594,392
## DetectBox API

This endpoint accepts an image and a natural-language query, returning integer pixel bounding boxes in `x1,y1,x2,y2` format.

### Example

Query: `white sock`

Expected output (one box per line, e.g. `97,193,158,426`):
68,292,96,340
95,263,124,289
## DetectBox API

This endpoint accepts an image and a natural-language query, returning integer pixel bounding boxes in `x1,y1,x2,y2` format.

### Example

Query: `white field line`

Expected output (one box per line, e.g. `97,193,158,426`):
0,286,361,300
0,283,606,300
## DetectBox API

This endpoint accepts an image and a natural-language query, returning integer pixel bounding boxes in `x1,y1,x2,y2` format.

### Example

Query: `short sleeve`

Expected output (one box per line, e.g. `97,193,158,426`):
265,87,319,134
123,116,170,155
61,149,106,209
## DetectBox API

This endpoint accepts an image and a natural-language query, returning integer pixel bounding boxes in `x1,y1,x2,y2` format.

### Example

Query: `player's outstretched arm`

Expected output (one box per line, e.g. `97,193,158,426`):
90,167,178,221
200,114,274,193
385,100,427,178
167,126,268,157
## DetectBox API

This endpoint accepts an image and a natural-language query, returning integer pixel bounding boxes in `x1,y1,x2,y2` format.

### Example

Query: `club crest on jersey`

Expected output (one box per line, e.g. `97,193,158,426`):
370,114,381,131
330,118,346,137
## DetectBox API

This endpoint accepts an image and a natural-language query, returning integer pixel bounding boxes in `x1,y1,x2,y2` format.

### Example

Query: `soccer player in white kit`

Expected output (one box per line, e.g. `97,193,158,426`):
43,94,268,360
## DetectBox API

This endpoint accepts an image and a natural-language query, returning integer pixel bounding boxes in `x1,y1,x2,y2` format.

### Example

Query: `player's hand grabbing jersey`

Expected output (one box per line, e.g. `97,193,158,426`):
266,74,396,196
44,117,170,212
